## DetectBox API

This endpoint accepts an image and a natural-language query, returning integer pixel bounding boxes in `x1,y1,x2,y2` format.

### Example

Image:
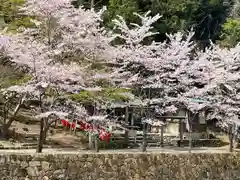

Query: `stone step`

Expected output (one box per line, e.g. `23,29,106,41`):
0,144,53,150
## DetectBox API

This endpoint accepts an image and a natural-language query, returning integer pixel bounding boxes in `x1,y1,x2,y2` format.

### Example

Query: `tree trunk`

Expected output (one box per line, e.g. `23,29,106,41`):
1,117,17,139
1,124,9,139
229,125,234,152
1,100,22,139
43,126,49,144
90,0,94,8
42,119,58,144
36,118,44,153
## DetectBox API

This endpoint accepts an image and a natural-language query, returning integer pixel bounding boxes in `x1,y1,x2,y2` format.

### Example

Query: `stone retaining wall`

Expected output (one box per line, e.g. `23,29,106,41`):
0,152,240,180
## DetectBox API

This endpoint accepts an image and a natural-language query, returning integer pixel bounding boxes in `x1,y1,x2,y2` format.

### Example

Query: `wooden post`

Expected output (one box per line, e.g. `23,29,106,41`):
188,130,192,153
88,133,93,149
141,107,147,152
70,120,73,134
74,119,77,135
187,111,192,153
94,135,99,152
124,106,129,148
94,120,99,152
160,119,164,147
179,119,183,147
142,122,147,152
131,108,134,127
54,119,57,128
89,103,96,150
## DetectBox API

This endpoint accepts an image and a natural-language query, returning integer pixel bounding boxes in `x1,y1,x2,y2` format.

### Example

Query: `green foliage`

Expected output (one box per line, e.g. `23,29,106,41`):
218,18,240,48
0,0,35,31
10,75,32,85
0,0,25,17
104,0,140,28
70,90,94,104
101,87,132,101
1,0,232,46
136,0,231,45
133,0,200,41
69,87,132,104
190,0,232,47
6,16,35,32
0,74,32,88
102,0,231,46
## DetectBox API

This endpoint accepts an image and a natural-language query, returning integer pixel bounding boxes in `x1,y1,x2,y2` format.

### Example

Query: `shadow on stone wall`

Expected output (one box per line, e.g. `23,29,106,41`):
0,153,240,180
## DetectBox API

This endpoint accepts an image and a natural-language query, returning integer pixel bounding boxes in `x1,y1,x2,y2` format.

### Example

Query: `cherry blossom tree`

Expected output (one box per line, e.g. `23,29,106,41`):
110,12,198,117
185,44,240,151
0,0,111,152
1,0,134,152
109,10,240,152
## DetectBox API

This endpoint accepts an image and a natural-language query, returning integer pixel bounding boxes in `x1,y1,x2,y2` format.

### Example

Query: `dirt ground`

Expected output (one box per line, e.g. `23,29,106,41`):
5,121,88,149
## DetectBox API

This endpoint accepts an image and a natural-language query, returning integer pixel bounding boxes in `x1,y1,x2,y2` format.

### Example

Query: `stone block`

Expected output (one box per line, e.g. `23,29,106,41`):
27,166,39,177
41,161,50,171
43,176,49,180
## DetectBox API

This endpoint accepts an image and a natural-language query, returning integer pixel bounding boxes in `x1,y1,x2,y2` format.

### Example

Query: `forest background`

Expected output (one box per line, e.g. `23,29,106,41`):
1,0,240,49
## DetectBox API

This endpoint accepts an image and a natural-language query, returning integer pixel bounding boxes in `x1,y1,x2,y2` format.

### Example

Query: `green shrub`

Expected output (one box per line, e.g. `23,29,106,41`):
69,87,133,104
